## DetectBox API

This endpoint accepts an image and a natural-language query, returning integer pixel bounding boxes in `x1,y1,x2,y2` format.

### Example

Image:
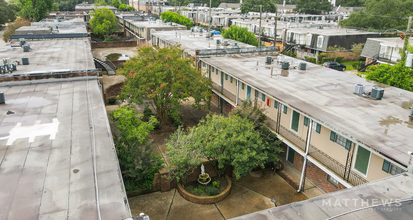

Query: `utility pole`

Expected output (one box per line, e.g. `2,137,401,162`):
258,5,262,47
207,0,212,38
274,5,277,47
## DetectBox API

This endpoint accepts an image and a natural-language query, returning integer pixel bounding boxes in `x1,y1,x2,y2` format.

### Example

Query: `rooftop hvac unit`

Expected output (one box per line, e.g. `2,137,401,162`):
354,84,365,95
216,39,221,45
222,40,229,46
281,61,290,70
22,57,29,65
0,91,5,104
371,87,384,100
299,62,307,70
23,44,30,52
265,56,272,64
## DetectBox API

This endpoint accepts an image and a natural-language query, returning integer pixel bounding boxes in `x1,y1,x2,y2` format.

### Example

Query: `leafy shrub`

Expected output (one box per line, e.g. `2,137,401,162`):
3,18,30,42
103,34,120,42
321,57,335,63
336,57,344,63
308,58,316,64
143,105,154,120
222,25,258,46
161,11,192,29
107,96,117,105
212,181,220,189
206,186,219,196
192,187,207,196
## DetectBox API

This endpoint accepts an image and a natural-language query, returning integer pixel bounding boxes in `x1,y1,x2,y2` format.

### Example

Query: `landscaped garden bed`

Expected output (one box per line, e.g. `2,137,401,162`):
177,175,232,204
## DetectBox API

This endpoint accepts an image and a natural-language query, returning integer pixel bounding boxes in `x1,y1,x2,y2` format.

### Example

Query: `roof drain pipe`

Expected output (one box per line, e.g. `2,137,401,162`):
298,118,313,193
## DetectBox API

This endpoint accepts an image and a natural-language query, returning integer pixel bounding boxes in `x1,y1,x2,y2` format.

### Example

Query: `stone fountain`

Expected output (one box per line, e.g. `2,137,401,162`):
197,164,211,185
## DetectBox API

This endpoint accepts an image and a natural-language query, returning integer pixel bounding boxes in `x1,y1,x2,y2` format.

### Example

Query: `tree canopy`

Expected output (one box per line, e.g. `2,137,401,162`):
0,0,19,25
18,0,54,21
336,0,365,7
111,106,163,190
340,0,413,31
161,11,192,29
240,0,277,14
89,7,118,36
118,45,212,126
221,25,259,46
294,0,332,15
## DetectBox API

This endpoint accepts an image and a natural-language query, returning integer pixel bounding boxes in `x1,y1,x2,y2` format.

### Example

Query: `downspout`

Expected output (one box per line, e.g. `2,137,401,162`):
236,79,239,106
298,118,313,192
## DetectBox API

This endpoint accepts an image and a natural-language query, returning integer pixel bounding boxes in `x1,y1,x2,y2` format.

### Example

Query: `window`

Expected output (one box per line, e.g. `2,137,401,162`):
382,160,405,175
212,67,215,72
262,93,265,101
241,82,245,90
274,100,278,109
291,110,300,132
202,62,205,67
312,122,321,134
330,131,351,150
225,74,228,80
255,90,259,97
216,69,218,74
304,117,308,126
230,76,233,83
317,36,324,48
283,106,287,114
327,175,338,187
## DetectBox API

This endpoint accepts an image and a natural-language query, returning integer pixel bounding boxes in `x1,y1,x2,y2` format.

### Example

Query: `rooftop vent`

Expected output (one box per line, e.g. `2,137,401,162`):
0,91,4,104
371,87,384,100
222,40,229,46
354,84,365,95
265,56,272,64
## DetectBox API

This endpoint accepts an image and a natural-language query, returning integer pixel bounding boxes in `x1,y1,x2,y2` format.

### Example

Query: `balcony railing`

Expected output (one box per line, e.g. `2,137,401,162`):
212,82,237,104
267,119,368,187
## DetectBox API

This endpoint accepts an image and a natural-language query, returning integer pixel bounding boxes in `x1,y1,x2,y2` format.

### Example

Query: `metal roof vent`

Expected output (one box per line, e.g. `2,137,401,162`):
0,91,5,104
354,84,365,95
371,87,384,100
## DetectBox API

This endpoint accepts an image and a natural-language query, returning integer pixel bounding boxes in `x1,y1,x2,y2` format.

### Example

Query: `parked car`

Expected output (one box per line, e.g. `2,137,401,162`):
322,62,346,71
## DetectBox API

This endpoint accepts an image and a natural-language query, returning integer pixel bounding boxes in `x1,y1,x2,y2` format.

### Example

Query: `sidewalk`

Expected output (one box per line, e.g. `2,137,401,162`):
281,161,325,199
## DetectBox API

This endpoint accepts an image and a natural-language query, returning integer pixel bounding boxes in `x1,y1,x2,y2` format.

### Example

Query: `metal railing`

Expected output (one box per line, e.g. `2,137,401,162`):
309,145,368,186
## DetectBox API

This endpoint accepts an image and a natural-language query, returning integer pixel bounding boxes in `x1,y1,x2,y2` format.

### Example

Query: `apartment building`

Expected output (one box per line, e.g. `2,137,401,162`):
361,37,411,66
199,54,412,193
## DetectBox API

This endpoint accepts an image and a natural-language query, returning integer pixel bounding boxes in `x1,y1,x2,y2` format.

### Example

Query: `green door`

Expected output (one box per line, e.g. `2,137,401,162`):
354,146,370,175
287,147,295,164
291,110,300,132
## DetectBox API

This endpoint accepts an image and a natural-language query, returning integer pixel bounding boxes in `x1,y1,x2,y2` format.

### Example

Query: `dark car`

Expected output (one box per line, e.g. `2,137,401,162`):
322,62,346,71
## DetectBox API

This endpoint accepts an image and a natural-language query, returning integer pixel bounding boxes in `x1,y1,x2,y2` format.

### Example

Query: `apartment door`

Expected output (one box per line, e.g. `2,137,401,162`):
287,147,295,164
246,86,251,101
291,110,300,132
354,146,370,175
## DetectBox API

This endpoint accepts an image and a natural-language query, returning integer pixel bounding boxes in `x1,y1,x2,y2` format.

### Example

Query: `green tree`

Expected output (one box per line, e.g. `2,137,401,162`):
112,0,120,8
240,0,277,14
161,11,192,29
18,0,54,21
340,0,413,31
230,100,282,167
167,114,269,181
294,0,332,15
0,0,19,25
118,45,212,126
111,106,164,191
89,7,118,37
2,18,30,42
364,62,413,92
118,3,127,11
221,25,259,46
336,0,365,6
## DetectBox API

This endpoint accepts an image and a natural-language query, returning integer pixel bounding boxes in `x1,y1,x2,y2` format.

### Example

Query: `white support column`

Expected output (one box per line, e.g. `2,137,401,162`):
298,119,313,192
236,79,239,106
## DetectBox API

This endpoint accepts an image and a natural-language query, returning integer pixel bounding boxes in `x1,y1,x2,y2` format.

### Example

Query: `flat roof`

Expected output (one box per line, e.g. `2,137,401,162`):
366,37,412,48
129,20,187,29
0,39,95,75
287,27,376,36
231,173,413,220
0,78,131,219
153,30,255,56
201,55,413,166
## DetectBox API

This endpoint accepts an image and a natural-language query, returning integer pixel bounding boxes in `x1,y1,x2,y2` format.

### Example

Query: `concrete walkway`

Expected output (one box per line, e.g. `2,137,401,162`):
128,170,309,220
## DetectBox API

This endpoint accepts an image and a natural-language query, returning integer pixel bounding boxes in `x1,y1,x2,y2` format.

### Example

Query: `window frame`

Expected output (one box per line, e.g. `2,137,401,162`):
274,100,278,109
